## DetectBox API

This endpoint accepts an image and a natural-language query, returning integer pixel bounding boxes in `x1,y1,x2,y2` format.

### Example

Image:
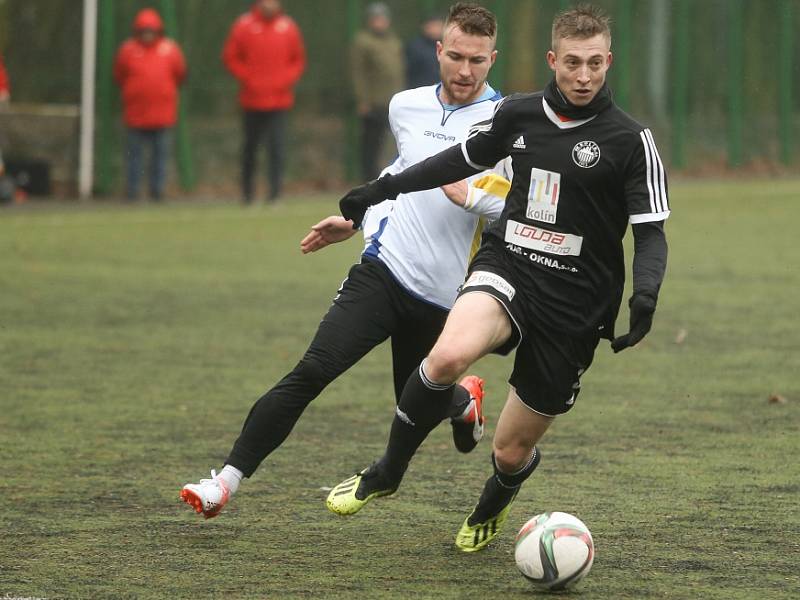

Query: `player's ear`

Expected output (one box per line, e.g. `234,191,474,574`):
436,40,443,59
546,50,557,71
606,51,613,68
490,49,497,66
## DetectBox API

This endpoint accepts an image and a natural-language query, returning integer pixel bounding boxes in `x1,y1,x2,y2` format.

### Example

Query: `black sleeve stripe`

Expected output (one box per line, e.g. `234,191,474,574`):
640,129,668,214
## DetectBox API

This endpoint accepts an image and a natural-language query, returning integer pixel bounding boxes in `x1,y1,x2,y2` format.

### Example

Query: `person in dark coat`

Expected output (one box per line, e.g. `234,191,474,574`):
404,14,444,89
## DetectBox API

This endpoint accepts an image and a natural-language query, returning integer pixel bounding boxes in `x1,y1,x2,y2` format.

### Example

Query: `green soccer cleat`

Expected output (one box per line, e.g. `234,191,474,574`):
454,496,516,552
326,466,398,516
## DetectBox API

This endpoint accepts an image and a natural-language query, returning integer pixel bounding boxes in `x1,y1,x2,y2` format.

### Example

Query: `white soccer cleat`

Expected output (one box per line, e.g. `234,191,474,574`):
180,469,231,519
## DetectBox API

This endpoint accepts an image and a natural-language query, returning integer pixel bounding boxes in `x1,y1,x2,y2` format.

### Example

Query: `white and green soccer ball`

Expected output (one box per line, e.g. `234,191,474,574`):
514,511,594,591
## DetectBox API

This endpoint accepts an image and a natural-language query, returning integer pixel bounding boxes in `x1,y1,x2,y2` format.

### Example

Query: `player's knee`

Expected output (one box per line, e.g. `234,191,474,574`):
493,442,534,473
424,347,469,385
292,355,335,390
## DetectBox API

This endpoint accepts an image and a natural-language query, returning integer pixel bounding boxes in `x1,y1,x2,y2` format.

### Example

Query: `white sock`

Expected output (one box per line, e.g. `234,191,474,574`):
218,465,244,495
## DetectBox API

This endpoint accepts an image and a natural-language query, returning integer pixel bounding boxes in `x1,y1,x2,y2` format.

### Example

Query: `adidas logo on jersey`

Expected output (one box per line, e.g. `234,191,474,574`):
513,136,526,149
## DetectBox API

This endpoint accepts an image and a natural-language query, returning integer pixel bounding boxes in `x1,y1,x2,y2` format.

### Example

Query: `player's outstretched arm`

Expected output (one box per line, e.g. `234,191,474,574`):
339,144,482,227
611,221,668,353
300,216,357,254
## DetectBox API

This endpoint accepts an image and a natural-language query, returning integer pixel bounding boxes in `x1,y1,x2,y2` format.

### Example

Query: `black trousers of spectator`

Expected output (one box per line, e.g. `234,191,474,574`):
242,109,287,202
360,106,389,181
225,257,452,478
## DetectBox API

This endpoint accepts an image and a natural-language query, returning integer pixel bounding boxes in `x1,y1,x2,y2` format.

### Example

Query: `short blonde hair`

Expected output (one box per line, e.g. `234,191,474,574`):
551,4,611,50
445,2,497,41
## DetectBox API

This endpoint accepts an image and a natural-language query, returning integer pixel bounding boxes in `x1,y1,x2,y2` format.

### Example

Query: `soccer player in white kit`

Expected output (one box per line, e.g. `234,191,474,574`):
180,3,509,519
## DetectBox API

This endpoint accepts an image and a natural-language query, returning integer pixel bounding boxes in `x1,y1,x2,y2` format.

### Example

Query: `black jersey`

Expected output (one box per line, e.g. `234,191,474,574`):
460,91,670,337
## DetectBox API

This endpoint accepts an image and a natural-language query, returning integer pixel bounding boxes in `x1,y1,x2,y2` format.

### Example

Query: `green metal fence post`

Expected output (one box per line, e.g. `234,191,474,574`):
160,0,195,191
345,0,361,182
96,0,115,195
779,0,793,165
727,0,744,167
672,0,689,169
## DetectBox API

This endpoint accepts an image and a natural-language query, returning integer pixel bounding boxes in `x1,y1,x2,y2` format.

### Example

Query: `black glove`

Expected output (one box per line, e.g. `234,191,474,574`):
611,293,657,353
339,176,393,228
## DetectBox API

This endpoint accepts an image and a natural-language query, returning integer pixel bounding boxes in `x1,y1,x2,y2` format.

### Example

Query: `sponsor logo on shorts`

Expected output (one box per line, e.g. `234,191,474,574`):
572,140,601,168
504,220,583,256
526,168,561,224
462,270,516,300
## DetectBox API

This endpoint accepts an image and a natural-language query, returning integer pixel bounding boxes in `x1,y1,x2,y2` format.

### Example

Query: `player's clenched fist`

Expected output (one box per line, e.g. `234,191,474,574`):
339,176,393,228
610,293,657,353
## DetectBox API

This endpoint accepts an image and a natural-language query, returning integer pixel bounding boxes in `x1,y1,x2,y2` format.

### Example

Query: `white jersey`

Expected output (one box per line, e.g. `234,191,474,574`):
361,84,508,310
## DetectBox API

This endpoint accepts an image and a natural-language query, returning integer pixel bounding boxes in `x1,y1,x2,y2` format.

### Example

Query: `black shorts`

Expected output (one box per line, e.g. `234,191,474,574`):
458,237,600,416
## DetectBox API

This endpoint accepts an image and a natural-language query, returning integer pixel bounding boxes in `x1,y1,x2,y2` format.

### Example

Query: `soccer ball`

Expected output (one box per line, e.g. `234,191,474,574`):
514,511,594,591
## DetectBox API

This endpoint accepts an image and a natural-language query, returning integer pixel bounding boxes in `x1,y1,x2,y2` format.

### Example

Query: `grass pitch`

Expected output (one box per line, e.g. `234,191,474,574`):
1,181,799,599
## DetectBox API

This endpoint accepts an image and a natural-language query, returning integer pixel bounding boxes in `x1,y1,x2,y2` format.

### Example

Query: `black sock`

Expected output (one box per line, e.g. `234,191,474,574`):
377,361,454,481
468,448,541,525
446,384,472,420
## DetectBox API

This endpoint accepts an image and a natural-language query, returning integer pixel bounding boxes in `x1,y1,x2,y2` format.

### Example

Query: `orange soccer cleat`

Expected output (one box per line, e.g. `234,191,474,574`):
451,375,486,453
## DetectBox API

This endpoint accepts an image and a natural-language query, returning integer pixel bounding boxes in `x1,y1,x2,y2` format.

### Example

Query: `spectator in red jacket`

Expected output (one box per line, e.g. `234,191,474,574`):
114,8,186,201
223,0,306,203
0,52,9,103
0,53,8,201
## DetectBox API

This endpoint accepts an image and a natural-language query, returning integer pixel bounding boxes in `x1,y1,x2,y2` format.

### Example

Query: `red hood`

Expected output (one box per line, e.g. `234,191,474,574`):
250,4,283,22
134,8,163,32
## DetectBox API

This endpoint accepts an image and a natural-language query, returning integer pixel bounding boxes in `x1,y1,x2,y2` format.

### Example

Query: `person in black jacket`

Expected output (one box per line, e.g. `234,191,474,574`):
404,13,444,89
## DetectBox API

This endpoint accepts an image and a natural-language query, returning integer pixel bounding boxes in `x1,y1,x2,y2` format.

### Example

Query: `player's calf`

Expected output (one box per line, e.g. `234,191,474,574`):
455,448,541,552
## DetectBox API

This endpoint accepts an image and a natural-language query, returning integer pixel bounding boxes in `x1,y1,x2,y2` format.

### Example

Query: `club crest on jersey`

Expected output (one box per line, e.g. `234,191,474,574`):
572,140,601,168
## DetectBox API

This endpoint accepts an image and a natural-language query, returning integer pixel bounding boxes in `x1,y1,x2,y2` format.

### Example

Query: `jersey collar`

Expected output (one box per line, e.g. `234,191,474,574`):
437,83,498,111
542,97,598,129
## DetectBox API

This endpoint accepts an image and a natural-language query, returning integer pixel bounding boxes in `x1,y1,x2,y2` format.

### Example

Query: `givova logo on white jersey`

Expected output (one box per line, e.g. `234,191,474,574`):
462,271,516,300
504,220,583,256
526,168,561,224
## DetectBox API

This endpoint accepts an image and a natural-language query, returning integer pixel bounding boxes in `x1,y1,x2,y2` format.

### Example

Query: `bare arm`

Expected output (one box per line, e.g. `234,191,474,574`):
440,180,469,207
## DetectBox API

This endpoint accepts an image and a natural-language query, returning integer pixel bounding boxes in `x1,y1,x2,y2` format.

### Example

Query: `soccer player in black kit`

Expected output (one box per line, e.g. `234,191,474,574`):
328,4,670,553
